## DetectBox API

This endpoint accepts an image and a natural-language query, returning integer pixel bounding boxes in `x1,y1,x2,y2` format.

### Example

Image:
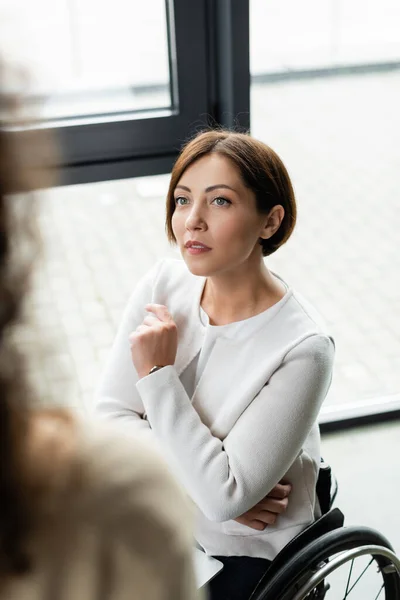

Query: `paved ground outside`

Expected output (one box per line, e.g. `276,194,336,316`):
28,69,400,417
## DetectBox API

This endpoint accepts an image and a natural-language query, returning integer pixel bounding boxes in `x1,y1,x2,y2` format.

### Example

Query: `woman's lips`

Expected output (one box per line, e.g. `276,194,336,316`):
184,241,212,255
186,246,212,255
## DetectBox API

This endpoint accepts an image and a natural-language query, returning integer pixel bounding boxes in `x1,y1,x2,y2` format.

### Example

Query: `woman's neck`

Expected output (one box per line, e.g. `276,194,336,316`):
201,260,286,326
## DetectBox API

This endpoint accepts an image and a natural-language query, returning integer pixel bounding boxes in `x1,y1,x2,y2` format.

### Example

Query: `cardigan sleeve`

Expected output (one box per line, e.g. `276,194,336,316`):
136,334,334,522
94,262,162,434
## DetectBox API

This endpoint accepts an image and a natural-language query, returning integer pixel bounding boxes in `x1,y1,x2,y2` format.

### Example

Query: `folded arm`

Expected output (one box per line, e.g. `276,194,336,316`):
136,334,334,522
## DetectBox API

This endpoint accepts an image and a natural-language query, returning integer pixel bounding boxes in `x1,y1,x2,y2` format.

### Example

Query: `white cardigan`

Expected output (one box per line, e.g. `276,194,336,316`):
95,259,335,560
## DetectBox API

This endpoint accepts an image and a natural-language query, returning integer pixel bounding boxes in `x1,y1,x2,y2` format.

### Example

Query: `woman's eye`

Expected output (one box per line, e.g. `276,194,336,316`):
212,197,231,207
175,197,189,206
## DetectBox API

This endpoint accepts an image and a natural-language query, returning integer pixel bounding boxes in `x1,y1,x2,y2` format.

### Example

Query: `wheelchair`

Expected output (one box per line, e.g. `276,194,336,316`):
249,460,400,600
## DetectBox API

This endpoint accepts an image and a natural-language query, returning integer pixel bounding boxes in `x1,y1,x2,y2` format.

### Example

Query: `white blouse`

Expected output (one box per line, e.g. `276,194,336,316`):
181,291,288,399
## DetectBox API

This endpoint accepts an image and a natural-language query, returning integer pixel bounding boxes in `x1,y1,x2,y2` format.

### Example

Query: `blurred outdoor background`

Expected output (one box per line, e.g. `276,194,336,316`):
0,0,399,423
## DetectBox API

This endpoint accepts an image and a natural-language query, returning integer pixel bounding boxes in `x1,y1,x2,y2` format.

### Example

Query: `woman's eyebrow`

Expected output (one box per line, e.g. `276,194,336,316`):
205,184,236,193
174,184,236,193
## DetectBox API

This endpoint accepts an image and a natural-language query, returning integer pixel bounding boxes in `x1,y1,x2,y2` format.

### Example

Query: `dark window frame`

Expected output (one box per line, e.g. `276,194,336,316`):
13,0,250,186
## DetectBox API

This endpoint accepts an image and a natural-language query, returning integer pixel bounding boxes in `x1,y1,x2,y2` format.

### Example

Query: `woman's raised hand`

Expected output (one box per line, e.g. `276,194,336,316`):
129,304,178,379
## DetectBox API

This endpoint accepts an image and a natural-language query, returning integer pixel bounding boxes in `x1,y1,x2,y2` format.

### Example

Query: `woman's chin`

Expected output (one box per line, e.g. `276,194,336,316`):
182,255,214,277
185,263,210,277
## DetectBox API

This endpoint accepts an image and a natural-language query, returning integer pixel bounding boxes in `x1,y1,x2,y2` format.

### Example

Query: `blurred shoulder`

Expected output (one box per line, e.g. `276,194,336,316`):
27,411,198,599
76,417,193,536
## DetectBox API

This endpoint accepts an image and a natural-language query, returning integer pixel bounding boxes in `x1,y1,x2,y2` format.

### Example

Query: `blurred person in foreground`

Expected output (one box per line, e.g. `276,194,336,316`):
0,73,199,600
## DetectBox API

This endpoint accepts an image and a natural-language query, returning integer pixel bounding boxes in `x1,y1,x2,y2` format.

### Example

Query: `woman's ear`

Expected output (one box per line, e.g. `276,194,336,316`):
260,205,285,240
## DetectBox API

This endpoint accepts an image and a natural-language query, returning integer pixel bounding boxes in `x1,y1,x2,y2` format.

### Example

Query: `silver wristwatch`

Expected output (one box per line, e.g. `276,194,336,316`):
148,365,165,376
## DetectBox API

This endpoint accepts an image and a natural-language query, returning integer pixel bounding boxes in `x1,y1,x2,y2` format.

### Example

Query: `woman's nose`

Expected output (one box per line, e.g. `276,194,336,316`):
185,206,207,231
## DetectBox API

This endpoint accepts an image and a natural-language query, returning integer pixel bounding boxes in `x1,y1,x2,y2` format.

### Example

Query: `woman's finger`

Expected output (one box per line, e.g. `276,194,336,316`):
145,304,173,323
265,482,292,500
234,516,267,531
257,497,289,514
244,511,277,526
143,315,160,327
256,511,277,525
247,519,267,531
136,325,150,334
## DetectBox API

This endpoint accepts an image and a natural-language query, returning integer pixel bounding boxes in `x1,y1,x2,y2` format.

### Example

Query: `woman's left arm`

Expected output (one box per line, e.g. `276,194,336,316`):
133,307,334,523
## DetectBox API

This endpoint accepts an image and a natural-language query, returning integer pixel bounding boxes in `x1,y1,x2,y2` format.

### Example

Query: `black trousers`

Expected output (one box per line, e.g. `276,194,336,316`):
207,556,272,600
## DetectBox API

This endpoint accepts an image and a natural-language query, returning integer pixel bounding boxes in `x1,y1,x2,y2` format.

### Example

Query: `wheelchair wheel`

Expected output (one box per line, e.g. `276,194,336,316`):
259,526,400,600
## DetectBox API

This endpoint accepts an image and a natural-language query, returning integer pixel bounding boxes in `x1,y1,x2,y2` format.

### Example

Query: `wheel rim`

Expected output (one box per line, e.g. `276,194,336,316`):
258,527,400,600
291,545,400,600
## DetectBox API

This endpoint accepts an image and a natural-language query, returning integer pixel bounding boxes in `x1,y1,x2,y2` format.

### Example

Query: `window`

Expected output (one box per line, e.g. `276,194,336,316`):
250,0,400,426
2,1,250,184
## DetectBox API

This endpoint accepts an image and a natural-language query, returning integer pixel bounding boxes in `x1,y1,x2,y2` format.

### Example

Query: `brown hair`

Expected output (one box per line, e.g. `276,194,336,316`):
0,132,37,574
166,130,297,256
0,72,73,577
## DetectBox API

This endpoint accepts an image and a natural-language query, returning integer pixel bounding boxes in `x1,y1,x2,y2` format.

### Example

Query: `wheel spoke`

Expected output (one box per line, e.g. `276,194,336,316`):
373,582,385,600
344,559,354,597
342,557,374,597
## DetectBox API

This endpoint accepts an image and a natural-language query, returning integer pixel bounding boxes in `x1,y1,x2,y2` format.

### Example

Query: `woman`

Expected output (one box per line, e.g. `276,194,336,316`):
96,130,335,599
0,88,199,599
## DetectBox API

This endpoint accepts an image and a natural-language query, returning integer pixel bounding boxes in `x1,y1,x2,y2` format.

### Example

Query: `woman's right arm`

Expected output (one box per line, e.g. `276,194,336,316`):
94,263,161,433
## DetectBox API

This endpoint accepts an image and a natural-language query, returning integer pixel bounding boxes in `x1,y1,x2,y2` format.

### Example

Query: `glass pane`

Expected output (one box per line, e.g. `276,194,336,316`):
251,0,400,75
0,0,172,119
250,0,400,417
31,174,174,411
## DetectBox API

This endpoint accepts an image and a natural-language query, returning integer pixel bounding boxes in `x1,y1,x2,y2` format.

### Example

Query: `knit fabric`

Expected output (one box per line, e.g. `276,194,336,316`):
96,259,335,560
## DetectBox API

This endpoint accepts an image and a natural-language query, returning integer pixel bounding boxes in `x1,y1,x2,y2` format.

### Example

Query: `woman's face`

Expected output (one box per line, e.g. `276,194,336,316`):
171,153,273,277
